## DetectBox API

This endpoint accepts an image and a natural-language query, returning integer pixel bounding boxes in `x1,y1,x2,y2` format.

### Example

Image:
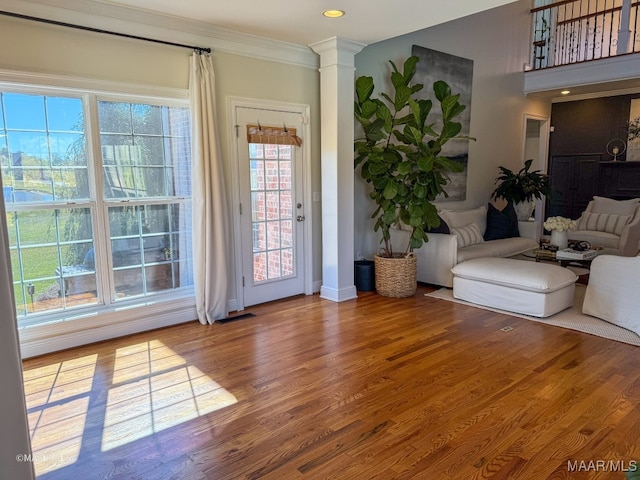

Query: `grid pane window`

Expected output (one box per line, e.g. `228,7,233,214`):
107,203,192,299
100,101,193,302
5,207,98,316
249,143,295,284
1,91,193,324
1,93,89,204
100,102,190,199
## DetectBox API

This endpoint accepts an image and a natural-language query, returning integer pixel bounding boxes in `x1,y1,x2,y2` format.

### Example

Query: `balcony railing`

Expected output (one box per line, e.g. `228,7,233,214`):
531,0,640,70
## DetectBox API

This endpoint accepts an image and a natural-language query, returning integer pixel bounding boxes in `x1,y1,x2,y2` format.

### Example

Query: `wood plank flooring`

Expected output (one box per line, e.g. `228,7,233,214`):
22,285,640,479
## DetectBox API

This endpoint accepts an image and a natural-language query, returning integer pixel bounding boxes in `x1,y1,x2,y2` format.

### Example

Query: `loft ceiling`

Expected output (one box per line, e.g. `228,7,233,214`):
79,0,519,46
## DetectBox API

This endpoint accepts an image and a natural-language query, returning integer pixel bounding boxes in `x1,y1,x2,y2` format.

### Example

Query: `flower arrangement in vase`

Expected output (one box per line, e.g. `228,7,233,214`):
543,216,576,249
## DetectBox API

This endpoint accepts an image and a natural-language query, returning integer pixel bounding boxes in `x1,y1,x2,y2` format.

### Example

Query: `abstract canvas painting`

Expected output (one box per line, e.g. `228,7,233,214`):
411,45,474,201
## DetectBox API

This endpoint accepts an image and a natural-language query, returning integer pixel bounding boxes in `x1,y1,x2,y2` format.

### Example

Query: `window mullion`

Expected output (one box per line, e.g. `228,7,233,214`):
85,93,114,307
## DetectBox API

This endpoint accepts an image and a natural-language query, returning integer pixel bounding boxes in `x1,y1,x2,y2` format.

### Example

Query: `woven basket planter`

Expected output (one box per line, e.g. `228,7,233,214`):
374,253,417,298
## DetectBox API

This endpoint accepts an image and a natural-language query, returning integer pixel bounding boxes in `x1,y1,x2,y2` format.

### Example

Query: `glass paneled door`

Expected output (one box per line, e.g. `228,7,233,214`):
236,107,305,306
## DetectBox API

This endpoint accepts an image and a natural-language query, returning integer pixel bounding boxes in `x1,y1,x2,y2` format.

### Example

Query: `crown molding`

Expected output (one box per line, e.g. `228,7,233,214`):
0,0,319,69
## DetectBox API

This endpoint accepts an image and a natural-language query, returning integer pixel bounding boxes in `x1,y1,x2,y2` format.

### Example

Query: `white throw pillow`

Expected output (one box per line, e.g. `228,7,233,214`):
450,223,484,248
439,205,488,235
591,196,639,216
577,212,631,235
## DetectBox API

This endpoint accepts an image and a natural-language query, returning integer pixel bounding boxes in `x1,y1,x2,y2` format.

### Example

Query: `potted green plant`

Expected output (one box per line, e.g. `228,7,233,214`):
354,56,471,297
491,158,552,221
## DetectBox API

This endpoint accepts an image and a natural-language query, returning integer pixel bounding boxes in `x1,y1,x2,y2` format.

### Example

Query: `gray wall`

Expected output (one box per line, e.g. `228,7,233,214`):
354,0,551,258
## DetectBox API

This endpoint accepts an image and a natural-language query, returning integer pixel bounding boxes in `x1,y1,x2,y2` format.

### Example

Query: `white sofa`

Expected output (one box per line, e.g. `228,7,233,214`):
391,204,539,288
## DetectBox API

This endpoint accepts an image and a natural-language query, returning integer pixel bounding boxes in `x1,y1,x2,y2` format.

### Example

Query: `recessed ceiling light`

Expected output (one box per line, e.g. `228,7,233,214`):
561,90,571,95
323,9,345,18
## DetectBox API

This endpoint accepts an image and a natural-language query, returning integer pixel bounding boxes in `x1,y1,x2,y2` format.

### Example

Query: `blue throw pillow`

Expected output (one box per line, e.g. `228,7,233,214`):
426,215,450,234
484,202,520,241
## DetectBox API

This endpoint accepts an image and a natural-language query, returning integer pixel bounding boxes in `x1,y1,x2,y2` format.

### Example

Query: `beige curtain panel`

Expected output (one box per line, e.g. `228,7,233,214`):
189,52,231,324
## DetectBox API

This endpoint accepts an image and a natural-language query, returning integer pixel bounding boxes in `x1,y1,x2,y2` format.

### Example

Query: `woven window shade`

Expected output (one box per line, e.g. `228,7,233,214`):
246,124,302,146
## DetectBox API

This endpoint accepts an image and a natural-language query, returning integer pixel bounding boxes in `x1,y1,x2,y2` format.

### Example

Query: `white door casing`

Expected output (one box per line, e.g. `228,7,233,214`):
229,98,312,309
522,113,550,238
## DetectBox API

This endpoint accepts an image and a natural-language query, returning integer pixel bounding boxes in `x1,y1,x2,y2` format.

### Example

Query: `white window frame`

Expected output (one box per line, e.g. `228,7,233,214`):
0,69,197,358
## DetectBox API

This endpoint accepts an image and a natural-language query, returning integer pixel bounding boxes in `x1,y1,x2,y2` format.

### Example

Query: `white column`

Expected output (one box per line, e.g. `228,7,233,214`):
618,0,632,55
310,37,365,302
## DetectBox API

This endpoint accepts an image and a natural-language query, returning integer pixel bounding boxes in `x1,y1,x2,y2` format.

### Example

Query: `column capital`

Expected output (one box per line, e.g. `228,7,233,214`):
309,37,366,69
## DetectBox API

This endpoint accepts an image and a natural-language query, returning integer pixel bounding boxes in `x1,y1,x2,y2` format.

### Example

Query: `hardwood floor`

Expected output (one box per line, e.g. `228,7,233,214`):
22,285,640,479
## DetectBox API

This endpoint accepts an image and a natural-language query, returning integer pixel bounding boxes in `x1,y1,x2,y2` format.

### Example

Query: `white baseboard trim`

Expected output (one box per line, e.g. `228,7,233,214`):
313,280,322,293
319,285,358,303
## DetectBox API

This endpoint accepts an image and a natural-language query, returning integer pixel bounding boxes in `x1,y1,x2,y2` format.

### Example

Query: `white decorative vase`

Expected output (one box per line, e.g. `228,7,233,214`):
550,229,568,250
513,200,535,221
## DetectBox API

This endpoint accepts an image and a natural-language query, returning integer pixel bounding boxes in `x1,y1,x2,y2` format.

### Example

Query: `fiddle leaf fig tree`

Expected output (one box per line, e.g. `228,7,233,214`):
355,56,472,257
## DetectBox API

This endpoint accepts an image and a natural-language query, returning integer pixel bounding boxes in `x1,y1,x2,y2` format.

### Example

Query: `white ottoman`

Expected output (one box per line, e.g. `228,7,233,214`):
451,257,577,318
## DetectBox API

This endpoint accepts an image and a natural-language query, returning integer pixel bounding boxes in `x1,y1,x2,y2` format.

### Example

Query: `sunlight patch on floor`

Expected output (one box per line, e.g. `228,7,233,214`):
22,342,237,475
24,355,97,476
101,341,237,451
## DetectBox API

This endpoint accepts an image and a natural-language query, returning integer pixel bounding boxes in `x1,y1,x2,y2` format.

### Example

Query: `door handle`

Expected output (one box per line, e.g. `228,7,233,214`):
296,215,305,222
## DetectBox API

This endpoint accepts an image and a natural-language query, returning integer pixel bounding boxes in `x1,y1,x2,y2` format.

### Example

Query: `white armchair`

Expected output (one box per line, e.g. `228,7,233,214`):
570,196,640,256
582,255,640,336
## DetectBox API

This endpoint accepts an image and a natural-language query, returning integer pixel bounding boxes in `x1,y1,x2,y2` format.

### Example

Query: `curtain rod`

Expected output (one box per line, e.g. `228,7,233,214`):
0,10,211,54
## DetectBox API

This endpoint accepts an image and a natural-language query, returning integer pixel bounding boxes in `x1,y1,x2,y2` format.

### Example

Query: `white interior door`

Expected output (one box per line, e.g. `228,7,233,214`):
235,106,306,307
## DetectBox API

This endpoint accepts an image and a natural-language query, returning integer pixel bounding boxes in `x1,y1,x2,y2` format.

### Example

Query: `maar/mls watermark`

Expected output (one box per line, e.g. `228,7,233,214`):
16,453,74,465
567,459,637,473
